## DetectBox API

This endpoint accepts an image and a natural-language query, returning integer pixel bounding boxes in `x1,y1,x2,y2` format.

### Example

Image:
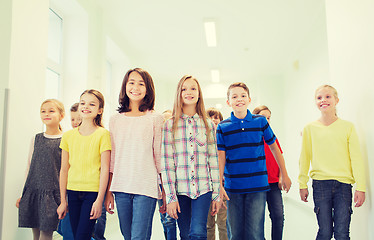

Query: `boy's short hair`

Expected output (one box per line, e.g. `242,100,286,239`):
70,103,79,112
206,107,223,121
227,82,250,99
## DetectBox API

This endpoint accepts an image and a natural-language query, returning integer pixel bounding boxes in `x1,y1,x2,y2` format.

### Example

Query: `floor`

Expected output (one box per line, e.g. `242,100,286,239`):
54,196,319,240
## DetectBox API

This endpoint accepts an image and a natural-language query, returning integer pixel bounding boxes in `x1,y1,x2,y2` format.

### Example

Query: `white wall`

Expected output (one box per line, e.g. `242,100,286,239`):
325,1,374,239
2,0,49,239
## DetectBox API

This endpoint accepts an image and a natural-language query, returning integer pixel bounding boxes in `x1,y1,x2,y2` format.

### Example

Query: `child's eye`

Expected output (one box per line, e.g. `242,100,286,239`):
90,103,95,106
139,83,145,86
181,88,186,91
317,96,322,100
326,95,330,98
192,87,196,91
80,102,84,105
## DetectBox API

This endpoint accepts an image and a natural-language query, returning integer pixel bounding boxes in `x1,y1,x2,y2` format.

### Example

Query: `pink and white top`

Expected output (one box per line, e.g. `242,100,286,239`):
109,111,164,199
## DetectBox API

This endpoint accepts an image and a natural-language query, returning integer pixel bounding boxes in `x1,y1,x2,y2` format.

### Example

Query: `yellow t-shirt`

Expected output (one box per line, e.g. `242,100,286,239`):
60,127,111,192
298,119,366,192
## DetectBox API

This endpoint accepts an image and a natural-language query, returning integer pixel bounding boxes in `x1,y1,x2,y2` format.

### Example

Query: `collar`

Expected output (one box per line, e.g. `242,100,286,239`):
181,113,200,120
230,109,253,123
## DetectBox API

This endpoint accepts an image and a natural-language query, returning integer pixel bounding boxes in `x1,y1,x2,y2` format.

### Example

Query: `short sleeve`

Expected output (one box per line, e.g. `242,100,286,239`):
263,120,276,145
60,132,70,152
99,129,112,154
216,124,226,151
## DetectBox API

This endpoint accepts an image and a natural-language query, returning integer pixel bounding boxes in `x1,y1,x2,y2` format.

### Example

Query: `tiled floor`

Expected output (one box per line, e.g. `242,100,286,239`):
54,196,318,240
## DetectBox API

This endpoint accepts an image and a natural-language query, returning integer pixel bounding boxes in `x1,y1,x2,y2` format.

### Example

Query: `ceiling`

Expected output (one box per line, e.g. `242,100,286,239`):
97,0,326,86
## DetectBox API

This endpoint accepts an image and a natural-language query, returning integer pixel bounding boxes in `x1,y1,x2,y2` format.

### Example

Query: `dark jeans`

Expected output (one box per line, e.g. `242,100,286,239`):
93,201,107,240
227,191,266,240
177,192,212,240
312,180,353,240
67,190,98,240
158,199,177,240
266,183,284,240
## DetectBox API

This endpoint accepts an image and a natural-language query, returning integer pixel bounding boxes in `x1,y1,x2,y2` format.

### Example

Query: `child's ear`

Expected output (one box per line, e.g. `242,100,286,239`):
98,108,103,115
248,97,252,103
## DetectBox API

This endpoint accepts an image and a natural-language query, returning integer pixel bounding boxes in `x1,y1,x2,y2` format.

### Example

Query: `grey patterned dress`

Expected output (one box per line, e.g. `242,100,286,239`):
18,133,62,231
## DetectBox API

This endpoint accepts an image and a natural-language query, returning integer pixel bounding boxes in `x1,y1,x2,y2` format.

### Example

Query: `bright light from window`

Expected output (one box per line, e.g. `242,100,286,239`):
204,21,217,47
215,103,223,109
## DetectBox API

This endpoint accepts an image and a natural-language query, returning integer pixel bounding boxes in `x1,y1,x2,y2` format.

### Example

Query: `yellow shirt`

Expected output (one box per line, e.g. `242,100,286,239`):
298,119,366,192
60,127,111,192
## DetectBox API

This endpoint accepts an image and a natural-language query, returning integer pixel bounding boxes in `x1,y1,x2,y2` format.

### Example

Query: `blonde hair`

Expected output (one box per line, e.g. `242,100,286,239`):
172,75,212,142
41,99,65,131
252,105,271,115
315,85,338,99
80,89,105,127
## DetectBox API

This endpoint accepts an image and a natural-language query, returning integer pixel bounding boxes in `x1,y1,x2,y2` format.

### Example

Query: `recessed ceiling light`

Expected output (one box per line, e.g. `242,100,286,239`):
204,21,217,47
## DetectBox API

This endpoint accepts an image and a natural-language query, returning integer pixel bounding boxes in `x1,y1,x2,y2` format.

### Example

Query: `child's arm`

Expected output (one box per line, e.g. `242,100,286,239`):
90,150,110,220
57,149,69,219
16,137,35,208
268,143,291,192
207,123,221,216
105,172,115,214
298,126,312,202
218,150,229,206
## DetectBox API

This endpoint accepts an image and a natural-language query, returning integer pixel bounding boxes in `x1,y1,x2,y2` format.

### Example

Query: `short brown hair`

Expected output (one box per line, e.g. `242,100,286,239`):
206,107,223,121
227,82,250,99
118,68,155,113
70,103,79,112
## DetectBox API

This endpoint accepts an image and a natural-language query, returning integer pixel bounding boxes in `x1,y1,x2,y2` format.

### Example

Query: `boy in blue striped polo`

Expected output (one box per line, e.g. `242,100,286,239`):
216,82,291,240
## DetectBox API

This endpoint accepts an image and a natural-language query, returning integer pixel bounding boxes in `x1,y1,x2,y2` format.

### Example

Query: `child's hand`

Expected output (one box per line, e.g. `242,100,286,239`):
90,200,103,220
15,198,21,208
57,201,68,219
280,175,292,192
210,200,221,216
105,192,115,215
354,190,365,207
299,188,309,202
167,201,180,220
219,187,230,208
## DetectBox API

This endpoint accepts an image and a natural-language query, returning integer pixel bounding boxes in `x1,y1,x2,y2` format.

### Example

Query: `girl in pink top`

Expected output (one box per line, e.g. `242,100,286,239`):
105,68,164,240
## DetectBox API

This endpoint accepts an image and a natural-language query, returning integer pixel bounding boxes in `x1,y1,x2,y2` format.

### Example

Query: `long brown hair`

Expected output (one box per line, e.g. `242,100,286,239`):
80,89,105,127
117,68,155,113
41,99,65,131
171,75,212,142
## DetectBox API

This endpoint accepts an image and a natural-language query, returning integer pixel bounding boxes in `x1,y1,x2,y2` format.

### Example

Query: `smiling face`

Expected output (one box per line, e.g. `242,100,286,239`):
227,86,251,114
40,101,63,127
79,93,103,121
126,71,147,103
315,87,339,113
181,78,199,106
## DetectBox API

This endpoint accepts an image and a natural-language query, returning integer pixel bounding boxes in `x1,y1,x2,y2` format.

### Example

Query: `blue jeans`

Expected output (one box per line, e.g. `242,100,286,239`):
57,212,74,240
266,183,284,240
158,199,177,240
93,201,107,240
67,190,98,240
227,191,266,240
177,192,212,240
114,192,157,240
312,180,353,240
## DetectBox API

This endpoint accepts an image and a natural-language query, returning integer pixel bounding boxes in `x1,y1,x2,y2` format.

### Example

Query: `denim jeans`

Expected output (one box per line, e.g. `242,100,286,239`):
67,190,98,240
312,180,353,240
266,183,284,240
57,212,74,240
114,192,157,240
177,192,212,240
227,191,266,240
158,199,177,240
93,201,107,240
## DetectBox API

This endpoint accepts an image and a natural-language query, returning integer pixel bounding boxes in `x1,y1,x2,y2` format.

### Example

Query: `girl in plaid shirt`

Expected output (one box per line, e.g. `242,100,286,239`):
161,75,221,240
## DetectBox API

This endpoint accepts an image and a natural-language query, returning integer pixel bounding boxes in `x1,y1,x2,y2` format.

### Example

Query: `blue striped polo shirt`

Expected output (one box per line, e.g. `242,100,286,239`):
216,110,276,194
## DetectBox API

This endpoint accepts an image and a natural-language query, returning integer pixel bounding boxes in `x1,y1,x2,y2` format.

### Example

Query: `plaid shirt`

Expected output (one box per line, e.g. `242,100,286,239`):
161,113,220,204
